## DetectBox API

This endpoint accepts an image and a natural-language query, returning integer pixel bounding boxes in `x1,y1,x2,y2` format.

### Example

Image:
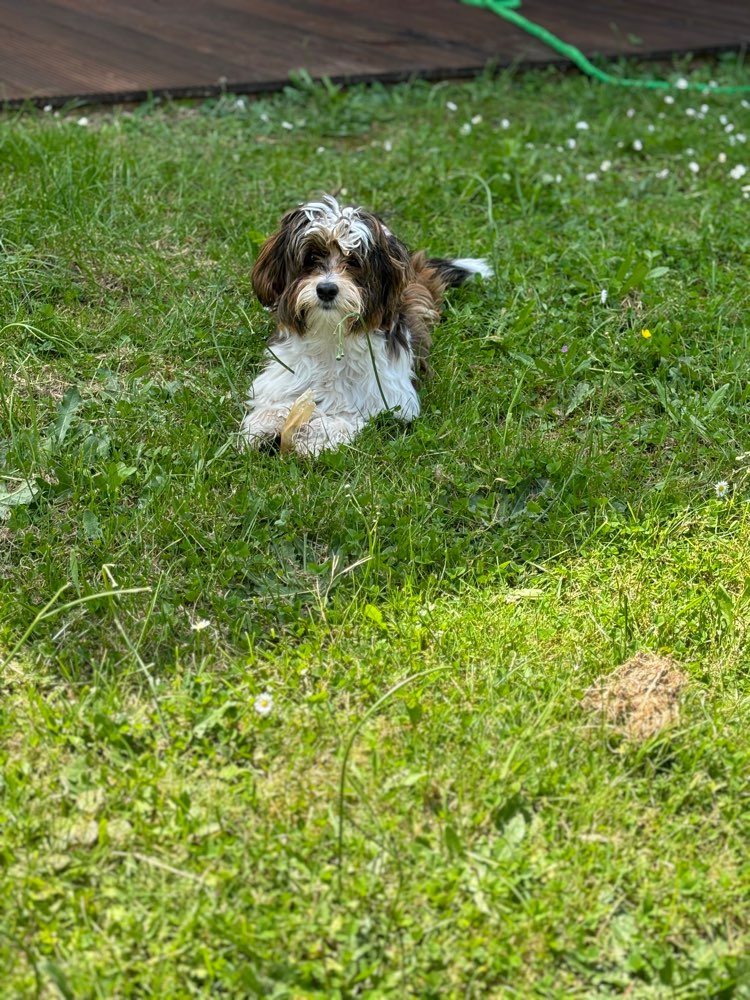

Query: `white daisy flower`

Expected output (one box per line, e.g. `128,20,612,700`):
714,480,730,499
729,164,747,180
718,152,727,163
600,289,608,304
632,139,643,151
459,122,472,136
500,118,510,129
259,112,270,123
254,691,274,716
655,168,670,179
700,104,709,114
600,159,612,171
688,161,700,174
737,134,747,144
446,101,458,112
626,108,636,118
675,77,689,90
720,114,729,125
383,139,393,152
647,124,656,133
191,618,211,632
566,137,576,149
685,107,696,117
471,114,483,125
316,145,325,154
77,116,90,127
585,172,598,182
725,123,735,134
281,121,294,130
575,120,589,130
664,95,675,105
43,103,53,112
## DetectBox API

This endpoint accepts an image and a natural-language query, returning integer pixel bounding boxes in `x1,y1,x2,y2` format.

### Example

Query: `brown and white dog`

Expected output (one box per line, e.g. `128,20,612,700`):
241,195,491,455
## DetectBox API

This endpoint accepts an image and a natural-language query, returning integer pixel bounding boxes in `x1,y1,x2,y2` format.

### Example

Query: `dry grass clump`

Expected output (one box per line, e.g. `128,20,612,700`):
583,652,688,740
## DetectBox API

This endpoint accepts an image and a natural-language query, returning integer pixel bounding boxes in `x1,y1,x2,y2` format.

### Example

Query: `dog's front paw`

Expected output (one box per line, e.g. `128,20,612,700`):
291,414,360,456
240,405,291,449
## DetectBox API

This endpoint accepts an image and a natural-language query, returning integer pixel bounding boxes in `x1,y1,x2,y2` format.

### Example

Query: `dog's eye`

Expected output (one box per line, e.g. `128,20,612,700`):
303,250,324,268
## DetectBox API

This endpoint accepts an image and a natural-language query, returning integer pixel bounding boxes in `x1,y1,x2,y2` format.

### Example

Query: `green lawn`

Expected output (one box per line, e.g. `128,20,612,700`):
2,59,750,997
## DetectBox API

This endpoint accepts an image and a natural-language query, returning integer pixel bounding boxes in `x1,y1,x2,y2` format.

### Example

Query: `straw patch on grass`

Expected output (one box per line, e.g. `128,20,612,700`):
583,651,688,740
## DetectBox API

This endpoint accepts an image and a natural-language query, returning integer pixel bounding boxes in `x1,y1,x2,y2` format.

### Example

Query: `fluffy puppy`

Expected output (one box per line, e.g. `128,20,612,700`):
241,195,491,455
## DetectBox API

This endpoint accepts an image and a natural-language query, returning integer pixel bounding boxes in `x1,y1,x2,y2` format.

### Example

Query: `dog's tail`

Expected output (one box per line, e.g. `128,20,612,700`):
425,256,494,288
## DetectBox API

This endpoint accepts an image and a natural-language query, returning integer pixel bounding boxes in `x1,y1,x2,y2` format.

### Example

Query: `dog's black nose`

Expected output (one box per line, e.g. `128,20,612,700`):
316,281,339,303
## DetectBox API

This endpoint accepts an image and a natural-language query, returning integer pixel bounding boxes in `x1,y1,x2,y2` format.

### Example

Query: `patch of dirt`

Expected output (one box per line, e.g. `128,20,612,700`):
583,652,688,741
1,360,70,401
620,291,644,315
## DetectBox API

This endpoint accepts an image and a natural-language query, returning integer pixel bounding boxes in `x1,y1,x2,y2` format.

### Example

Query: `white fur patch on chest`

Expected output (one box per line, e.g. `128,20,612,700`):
249,327,419,423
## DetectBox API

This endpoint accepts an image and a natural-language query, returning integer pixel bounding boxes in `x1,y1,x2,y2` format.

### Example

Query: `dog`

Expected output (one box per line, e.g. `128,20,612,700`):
241,195,491,456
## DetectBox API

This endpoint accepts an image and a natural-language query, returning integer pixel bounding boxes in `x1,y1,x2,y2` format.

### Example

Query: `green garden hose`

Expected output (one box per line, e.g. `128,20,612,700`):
461,0,750,94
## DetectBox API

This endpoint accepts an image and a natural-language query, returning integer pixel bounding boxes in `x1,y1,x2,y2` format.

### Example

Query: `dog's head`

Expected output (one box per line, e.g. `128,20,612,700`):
252,195,412,337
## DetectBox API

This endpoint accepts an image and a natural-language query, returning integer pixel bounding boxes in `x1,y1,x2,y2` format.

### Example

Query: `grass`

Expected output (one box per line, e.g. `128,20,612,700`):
2,55,750,996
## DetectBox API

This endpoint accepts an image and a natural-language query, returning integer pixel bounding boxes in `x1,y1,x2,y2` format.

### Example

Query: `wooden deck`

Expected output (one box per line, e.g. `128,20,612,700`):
1,0,749,108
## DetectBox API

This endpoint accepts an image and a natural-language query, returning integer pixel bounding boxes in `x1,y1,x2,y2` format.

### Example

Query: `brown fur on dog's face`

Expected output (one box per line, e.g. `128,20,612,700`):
252,199,412,337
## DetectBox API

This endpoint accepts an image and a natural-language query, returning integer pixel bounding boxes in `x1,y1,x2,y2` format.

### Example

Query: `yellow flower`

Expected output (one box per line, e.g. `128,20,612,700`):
641,328,652,339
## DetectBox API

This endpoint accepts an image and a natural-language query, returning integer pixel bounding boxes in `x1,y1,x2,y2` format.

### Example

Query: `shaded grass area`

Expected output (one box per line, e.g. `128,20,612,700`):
2,59,750,996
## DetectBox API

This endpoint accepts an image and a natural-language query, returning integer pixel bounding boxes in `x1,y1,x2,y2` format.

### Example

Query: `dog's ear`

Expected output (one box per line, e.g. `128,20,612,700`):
368,226,412,328
252,209,303,307
385,232,412,278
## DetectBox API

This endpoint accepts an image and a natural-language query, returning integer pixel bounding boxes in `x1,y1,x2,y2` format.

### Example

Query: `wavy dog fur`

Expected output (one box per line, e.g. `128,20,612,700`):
242,195,491,456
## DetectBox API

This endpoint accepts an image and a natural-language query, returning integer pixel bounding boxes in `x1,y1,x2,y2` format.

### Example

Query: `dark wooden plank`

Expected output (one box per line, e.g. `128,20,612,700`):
2,0,263,87
1,0,748,107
